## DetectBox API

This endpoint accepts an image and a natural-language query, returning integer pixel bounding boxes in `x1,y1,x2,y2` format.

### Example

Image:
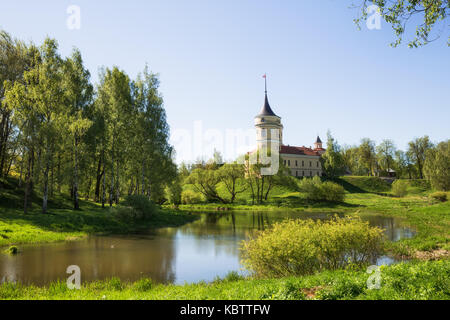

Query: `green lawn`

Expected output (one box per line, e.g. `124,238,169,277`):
1,260,448,300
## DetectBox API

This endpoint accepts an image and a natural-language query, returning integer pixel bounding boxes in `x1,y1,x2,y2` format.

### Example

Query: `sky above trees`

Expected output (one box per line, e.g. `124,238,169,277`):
1,1,448,163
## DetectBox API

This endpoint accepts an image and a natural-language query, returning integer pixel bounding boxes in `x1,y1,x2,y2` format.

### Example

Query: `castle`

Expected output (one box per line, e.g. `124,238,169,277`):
254,85,325,177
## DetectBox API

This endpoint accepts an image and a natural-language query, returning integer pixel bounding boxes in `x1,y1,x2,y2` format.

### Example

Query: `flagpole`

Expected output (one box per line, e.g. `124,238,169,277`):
264,74,267,94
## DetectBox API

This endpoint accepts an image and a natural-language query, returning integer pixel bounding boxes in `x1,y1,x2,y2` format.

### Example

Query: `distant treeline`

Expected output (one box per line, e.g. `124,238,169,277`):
320,132,449,191
0,30,176,213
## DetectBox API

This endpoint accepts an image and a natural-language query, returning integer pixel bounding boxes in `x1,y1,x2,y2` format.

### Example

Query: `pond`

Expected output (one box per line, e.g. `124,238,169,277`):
0,211,415,286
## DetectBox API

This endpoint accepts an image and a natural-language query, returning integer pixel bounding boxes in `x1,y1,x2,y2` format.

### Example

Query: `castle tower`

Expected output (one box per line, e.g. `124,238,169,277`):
254,76,283,152
314,136,326,155
314,136,322,149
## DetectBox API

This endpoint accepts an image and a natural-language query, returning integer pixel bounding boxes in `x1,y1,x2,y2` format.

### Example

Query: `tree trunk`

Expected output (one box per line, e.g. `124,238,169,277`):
24,148,34,214
42,156,50,214
141,160,145,196
102,163,106,209
115,157,120,204
94,154,103,202
73,137,80,210
57,153,61,193
109,151,114,207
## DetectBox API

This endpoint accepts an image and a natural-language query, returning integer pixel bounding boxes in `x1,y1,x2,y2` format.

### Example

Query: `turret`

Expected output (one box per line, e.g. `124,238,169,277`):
254,76,283,151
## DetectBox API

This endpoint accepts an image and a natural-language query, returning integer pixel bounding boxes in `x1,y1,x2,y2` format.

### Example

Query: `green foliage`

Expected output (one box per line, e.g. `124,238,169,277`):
181,189,205,204
430,192,448,203
392,180,408,197
424,140,450,191
5,245,18,255
355,0,449,47
298,176,346,202
241,216,385,278
165,177,182,205
133,278,154,292
113,195,156,221
1,30,175,214
321,131,345,178
407,136,434,179
186,168,228,203
376,139,396,172
216,163,246,203
358,138,377,176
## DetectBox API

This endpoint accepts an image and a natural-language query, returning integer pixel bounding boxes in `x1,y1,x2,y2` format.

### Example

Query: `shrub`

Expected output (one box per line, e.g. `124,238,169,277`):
165,179,182,205
298,176,345,202
133,278,153,292
321,182,346,202
181,190,204,204
113,195,156,222
241,216,385,278
430,192,448,202
392,180,408,197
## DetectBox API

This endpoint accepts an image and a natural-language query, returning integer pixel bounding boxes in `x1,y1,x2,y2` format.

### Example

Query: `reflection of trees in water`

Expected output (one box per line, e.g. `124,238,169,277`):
0,236,178,286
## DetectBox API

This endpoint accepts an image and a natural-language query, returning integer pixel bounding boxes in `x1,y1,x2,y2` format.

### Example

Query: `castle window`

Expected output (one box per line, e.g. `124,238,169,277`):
310,171,312,177
295,160,298,167
310,161,312,167
296,171,298,177
302,161,304,167
284,160,286,166
288,160,291,167
302,171,305,176
317,161,319,167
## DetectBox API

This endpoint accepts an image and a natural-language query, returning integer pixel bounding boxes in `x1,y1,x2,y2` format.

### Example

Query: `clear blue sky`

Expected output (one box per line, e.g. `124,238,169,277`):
1,0,449,163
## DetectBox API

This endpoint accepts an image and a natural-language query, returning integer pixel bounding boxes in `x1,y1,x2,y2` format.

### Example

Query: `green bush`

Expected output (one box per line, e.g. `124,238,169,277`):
113,195,156,222
181,190,204,204
298,176,345,202
392,180,408,197
241,216,385,278
133,278,153,292
165,179,182,205
430,192,448,202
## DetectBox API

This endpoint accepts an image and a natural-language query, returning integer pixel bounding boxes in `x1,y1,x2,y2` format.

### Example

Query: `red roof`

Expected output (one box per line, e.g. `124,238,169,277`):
280,145,321,156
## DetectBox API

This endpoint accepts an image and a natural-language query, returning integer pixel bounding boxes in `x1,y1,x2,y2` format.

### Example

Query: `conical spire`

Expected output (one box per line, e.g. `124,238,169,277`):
257,74,278,117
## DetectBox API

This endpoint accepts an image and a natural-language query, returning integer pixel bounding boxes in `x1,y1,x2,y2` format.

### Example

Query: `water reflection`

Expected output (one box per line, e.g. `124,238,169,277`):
0,211,415,286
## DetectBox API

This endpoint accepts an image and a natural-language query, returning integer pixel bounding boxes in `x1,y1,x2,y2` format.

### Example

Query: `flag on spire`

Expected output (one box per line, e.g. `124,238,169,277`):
262,74,266,79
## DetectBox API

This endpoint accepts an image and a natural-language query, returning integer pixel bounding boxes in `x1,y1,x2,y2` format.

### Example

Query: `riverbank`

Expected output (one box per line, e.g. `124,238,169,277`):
0,201,197,248
1,260,448,300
